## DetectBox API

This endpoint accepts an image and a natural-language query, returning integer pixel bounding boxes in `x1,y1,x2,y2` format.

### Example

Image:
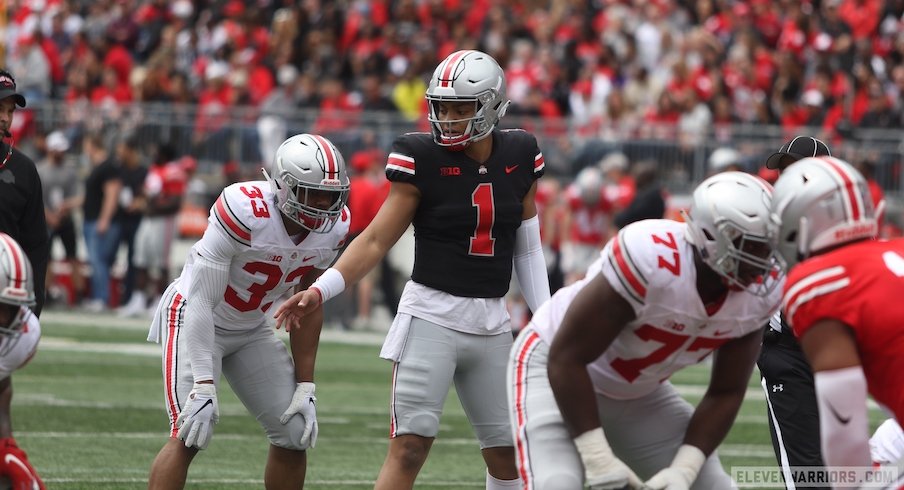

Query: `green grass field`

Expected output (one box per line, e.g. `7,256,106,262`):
14,311,888,489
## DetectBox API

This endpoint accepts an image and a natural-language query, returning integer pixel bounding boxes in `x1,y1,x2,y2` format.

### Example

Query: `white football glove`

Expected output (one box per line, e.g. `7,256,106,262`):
176,383,219,450
575,428,645,490
644,445,706,490
280,382,318,449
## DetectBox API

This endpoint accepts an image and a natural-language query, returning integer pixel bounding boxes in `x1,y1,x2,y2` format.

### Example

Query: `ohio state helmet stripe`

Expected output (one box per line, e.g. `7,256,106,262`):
512,329,541,487
533,153,545,173
609,231,647,303
214,195,252,246
0,233,25,290
438,50,472,88
311,134,338,179
822,158,863,221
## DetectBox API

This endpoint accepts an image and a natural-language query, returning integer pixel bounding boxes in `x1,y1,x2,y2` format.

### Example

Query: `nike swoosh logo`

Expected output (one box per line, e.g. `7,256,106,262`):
505,165,519,174
4,453,35,484
827,402,851,425
193,399,213,416
713,330,730,336
303,255,317,261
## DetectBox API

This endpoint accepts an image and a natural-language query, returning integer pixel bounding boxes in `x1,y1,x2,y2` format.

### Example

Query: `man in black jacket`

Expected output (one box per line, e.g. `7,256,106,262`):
0,69,48,316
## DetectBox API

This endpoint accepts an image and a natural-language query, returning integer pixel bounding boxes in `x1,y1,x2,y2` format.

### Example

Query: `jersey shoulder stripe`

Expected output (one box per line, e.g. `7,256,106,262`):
213,193,252,246
387,152,415,175
534,152,545,174
783,265,849,325
607,229,647,303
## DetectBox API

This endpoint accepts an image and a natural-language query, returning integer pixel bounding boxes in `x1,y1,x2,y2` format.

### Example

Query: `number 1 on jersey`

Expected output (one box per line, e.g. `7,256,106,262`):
469,183,496,256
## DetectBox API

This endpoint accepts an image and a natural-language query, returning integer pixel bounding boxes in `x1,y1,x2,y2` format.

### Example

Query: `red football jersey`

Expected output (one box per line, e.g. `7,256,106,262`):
784,239,904,422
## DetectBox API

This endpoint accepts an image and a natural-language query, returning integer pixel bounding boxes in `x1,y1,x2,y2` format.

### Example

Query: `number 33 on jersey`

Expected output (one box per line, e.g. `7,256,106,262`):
168,181,349,330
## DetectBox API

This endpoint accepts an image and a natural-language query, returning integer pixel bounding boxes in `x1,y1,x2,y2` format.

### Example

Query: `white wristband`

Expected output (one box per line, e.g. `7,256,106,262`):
573,427,615,479
671,444,706,484
310,268,346,304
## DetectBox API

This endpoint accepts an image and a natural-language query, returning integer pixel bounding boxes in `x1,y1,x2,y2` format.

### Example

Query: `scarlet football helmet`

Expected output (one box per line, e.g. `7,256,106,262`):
426,50,510,149
683,171,782,295
0,233,34,356
769,156,879,268
263,134,350,233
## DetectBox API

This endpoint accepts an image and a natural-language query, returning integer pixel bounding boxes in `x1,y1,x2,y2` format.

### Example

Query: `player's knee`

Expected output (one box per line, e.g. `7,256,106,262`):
405,413,440,438
267,417,311,451
393,437,431,471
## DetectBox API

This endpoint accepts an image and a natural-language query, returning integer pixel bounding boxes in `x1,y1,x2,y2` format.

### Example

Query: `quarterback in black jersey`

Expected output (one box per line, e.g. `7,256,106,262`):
276,50,551,490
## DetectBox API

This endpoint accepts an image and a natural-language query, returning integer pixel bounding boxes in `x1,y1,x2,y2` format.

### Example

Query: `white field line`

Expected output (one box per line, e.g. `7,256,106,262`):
43,477,482,486
20,430,775,458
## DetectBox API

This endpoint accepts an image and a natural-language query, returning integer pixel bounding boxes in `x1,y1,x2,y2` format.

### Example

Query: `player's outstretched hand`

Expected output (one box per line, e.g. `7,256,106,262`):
0,438,46,490
176,383,219,450
274,289,322,331
280,382,319,449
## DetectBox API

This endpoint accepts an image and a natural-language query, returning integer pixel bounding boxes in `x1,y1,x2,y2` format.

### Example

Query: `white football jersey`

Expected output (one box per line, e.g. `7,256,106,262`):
174,181,350,330
0,309,40,379
531,219,781,400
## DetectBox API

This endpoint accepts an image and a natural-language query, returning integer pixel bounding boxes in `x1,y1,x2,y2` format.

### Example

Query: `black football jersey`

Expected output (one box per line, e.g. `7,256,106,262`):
385,130,545,298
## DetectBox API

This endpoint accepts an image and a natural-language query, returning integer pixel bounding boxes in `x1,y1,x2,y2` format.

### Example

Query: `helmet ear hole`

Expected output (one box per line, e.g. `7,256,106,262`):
702,229,716,241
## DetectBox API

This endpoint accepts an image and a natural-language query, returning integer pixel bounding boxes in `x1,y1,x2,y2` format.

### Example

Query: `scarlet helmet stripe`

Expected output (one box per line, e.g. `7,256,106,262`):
0,233,25,290
438,50,472,88
821,157,862,221
609,231,647,303
311,134,338,179
512,328,541,488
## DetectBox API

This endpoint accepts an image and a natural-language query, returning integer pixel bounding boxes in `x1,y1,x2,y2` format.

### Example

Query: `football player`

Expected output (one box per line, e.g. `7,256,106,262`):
508,172,783,489
146,134,350,489
769,156,902,478
274,50,550,490
0,233,46,489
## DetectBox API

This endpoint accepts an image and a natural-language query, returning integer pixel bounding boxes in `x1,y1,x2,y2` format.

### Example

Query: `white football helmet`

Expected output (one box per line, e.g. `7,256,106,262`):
426,50,510,149
262,134,350,233
0,233,35,356
769,156,879,268
682,171,782,296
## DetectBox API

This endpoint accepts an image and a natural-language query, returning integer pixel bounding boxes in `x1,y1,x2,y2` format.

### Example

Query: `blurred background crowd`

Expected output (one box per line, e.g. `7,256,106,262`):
3,0,902,326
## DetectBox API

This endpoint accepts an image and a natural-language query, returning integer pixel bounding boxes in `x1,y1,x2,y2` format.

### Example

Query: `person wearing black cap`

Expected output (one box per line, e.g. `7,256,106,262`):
0,69,48,317
759,135,831,489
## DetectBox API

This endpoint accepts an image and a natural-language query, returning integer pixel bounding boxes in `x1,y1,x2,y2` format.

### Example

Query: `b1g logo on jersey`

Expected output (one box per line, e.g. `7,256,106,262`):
440,166,461,176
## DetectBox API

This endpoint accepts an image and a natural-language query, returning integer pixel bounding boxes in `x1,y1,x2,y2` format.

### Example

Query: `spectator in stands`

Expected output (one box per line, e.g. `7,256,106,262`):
8,35,51,104
79,133,122,312
38,130,82,306
614,161,665,229
707,147,744,175
118,143,185,317
597,152,635,214
0,69,49,316
113,135,148,309
257,64,299,171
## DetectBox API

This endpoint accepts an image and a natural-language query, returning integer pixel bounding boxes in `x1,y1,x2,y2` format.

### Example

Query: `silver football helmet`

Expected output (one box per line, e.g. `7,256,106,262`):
0,233,35,356
769,156,879,269
426,50,510,149
682,171,782,296
262,133,350,233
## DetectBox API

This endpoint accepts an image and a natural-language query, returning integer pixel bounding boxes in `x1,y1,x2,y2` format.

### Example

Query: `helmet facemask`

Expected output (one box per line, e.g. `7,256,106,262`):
264,134,350,234
684,172,784,297
425,50,510,150
0,303,27,356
